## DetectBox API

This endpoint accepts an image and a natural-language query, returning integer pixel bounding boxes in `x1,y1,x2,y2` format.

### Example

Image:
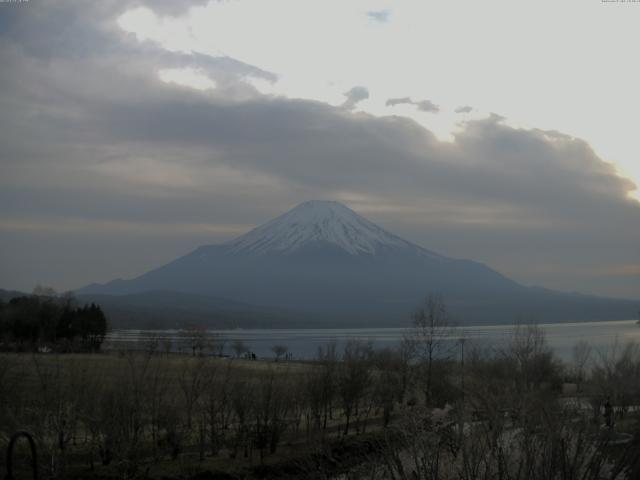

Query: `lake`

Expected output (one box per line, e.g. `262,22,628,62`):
105,319,640,361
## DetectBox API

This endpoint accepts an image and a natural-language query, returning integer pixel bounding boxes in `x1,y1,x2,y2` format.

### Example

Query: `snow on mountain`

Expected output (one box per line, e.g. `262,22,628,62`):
225,200,433,256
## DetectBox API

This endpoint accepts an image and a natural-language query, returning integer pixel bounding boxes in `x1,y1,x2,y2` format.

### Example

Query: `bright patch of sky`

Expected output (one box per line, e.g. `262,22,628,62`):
118,0,640,199
158,68,217,90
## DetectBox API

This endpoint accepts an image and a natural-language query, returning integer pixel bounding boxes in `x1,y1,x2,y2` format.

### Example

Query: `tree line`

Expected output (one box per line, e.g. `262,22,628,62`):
0,288,107,352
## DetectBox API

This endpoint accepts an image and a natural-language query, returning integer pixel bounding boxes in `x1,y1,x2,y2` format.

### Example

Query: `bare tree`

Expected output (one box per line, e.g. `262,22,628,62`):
372,348,406,427
30,355,82,478
180,325,208,356
206,332,226,357
592,340,640,422
231,339,248,358
338,339,373,435
161,336,173,356
271,344,288,361
143,357,171,460
141,334,160,356
178,356,210,429
253,368,293,459
229,377,254,459
572,339,592,392
505,322,560,394
202,362,233,456
406,293,454,405
306,341,339,435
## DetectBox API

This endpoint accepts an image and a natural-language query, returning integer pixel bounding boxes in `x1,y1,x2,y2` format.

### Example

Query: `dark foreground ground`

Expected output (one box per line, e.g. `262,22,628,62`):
3,330,640,479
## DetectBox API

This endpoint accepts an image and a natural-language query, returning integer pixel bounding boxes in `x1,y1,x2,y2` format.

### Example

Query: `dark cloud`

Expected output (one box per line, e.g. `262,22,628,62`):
342,86,370,110
0,0,638,299
386,96,439,113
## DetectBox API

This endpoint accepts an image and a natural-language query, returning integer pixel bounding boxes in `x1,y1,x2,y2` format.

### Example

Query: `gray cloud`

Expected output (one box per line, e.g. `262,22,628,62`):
386,97,413,107
367,10,391,23
414,99,439,113
0,0,638,299
386,97,439,113
455,105,473,114
342,86,370,110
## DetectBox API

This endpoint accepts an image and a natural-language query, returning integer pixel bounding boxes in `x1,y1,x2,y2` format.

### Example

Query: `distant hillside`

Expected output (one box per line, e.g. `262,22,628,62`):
0,288,315,329
0,289,25,303
76,291,317,329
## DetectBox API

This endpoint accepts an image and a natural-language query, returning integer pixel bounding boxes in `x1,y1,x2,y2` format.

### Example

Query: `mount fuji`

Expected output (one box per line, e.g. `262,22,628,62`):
78,201,636,326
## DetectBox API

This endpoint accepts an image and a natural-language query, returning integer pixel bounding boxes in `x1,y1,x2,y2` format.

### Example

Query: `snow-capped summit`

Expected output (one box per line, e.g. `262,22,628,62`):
225,200,419,256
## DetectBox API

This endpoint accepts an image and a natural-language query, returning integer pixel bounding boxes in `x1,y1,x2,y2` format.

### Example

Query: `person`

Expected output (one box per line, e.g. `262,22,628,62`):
604,398,613,429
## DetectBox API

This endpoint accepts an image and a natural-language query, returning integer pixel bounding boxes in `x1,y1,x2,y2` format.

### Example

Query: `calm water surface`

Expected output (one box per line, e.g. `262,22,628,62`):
106,320,640,361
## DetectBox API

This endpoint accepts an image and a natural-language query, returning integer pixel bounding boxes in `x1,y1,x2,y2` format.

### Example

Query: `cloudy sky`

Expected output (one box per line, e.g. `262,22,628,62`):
1,0,639,300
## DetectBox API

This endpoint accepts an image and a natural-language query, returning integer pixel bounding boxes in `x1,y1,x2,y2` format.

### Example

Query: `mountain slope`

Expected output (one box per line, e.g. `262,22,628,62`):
76,291,313,329
78,201,637,326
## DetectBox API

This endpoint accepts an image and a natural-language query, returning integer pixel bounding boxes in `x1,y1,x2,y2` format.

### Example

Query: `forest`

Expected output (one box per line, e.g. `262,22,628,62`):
0,290,108,353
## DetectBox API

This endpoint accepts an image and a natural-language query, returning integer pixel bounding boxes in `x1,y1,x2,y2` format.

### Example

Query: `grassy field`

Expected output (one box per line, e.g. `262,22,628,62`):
4,328,640,480
0,351,393,479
